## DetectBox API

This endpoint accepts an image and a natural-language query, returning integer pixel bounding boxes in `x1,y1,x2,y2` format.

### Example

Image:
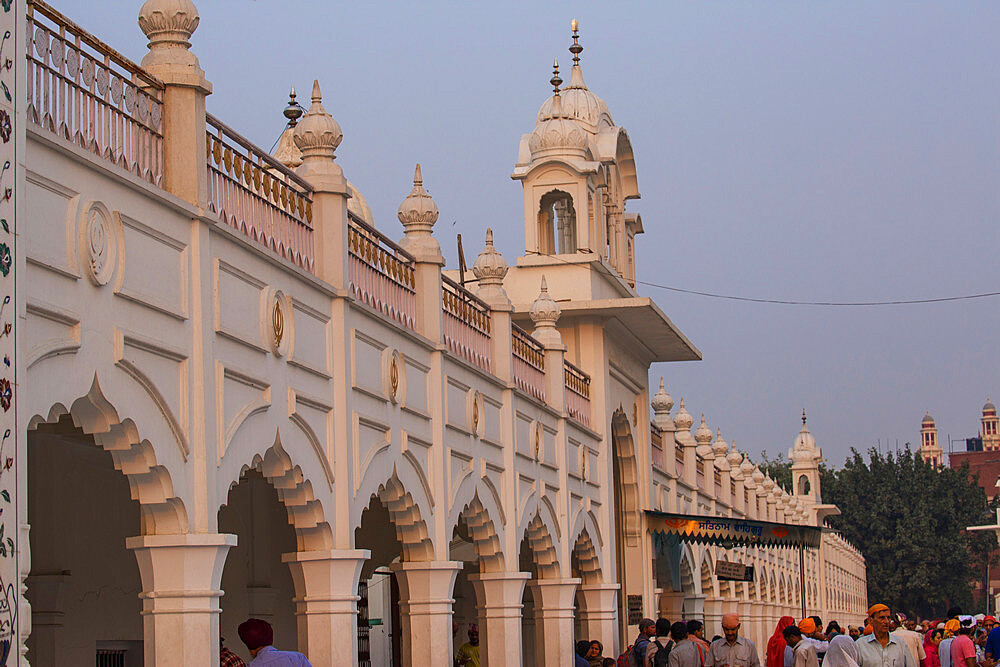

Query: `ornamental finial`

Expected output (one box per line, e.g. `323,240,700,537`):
570,19,582,66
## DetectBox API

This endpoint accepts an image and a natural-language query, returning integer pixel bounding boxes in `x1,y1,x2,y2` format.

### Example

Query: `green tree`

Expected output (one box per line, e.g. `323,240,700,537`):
823,448,990,617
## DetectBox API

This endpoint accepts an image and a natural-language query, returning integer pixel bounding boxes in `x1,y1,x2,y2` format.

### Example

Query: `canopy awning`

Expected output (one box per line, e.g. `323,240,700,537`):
645,510,823,549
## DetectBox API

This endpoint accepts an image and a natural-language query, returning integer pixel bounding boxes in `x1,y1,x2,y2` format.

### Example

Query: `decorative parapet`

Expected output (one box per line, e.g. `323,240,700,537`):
563,359,591,427
512,323,545,402
27,0,164,186
441,275,492,373
347,211,416,330
206,113,315,272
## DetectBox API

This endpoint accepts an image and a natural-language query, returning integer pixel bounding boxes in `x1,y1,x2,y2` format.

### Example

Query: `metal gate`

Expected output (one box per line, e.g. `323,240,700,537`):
358,580,371,667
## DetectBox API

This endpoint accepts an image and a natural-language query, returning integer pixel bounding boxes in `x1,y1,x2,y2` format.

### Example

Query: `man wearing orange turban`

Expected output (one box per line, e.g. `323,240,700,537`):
856,604,916,667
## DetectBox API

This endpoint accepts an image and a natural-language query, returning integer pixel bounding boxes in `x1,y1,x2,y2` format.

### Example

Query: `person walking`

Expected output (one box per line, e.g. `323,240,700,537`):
456,624,481,667
706,613,760,667
237,619,312,666
631,619,657,667
220,637,247,667
646,618,674,667
823,635,858,667
856,604,915,667
689,620,711,657
670,621,704,667
923,628,944,667
940,619,960,667
589,640,607,667
950,617,977,667
783,625,818,667
768,617,796,667
892,613,927,666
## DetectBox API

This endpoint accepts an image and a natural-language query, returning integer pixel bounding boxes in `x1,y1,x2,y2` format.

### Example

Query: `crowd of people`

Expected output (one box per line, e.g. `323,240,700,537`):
586,604,1000,667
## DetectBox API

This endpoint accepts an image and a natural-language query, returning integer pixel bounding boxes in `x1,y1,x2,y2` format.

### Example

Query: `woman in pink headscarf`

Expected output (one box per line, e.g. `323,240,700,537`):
923,627,944,667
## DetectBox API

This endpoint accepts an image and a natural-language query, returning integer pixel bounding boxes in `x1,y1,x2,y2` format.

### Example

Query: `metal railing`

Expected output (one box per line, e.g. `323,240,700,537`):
511,323,545,402
348,211,416,330
206,113,315,272
675,443,684,477
696,459,706,490
563,360,591,427
26,0,164,186
441,275,492,372
650,435,665,470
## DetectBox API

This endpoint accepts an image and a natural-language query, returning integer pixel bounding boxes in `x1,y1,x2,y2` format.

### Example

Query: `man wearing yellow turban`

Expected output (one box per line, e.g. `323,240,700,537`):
856,604,916,667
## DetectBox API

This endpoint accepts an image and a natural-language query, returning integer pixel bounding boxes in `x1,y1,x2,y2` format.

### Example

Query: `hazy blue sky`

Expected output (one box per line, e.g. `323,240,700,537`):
56,1,1000,467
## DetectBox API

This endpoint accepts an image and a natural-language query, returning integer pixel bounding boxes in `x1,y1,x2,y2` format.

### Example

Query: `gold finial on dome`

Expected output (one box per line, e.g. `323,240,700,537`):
550,59,562,94
284,85,303,127
570,19,582,66
802,408,807,425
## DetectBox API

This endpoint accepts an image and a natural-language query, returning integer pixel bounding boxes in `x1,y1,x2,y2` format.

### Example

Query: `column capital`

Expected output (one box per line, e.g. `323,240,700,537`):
282,549,370,667
127,533,236,666
390,561,463,666
527,577,582,611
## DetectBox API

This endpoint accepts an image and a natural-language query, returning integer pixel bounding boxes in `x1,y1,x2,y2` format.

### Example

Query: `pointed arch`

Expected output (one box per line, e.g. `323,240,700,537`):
700,551,716,598
520,513,560,579
29,376,188,534
451,491,505,573
611,408,641,545
570,508,604,583
224,434,333,551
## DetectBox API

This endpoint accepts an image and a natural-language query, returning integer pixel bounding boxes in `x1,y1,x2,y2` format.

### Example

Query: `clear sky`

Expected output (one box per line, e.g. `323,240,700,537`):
55,0,1000,468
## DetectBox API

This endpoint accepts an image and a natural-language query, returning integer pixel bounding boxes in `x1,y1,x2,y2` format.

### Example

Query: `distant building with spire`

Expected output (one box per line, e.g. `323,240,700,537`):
920,399,1000,499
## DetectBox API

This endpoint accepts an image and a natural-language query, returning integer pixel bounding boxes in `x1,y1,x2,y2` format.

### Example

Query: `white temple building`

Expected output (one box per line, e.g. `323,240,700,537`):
6,0,868,665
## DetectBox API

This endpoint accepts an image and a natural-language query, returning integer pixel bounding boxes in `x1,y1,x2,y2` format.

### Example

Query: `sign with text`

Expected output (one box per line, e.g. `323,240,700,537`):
716,560,755,582
627,594,643,625
646,510,822,548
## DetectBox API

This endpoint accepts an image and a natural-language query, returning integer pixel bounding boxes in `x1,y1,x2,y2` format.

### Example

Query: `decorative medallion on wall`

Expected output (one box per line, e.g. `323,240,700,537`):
262,289,293,357
77,201,119,286
468,390,483,436
533,422,543,461
633,401,638,426
383,348,404,405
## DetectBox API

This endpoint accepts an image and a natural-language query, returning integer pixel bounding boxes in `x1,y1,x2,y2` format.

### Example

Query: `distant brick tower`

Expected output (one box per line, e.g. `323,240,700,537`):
983,399,999,451
918,411,943,469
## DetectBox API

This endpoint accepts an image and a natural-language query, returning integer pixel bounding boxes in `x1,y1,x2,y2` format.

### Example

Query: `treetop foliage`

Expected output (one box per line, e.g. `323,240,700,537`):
760,447,996,618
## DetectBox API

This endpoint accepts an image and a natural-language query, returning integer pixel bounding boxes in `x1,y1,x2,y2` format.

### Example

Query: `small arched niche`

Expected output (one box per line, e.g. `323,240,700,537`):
537,189,577,254
797,474,811,496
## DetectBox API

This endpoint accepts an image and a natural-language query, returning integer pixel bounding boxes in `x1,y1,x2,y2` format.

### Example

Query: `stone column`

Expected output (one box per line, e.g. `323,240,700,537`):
528,578,581,667
25,573,69,665
389,561,462,667
704,597,724,639
283,549,370,667
138,0,212,207
127,533,236,667
469,571,530,667
577,583,620,657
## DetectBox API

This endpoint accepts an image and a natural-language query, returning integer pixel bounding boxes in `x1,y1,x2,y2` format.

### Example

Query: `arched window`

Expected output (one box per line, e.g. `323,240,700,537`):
797,474,811,496
537,190,577,254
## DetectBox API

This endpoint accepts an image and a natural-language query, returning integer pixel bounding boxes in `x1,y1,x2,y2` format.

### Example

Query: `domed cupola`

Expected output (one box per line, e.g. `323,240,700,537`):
790,409,819,464
528,61,588,160
534,20,614,135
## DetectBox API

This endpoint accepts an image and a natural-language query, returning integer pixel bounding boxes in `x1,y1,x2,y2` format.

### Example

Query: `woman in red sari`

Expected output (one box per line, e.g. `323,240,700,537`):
767,616,796,667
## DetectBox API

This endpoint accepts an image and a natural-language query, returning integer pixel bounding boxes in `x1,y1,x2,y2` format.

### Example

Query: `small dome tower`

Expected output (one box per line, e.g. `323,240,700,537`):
918,411,943,469
983,399,999,451
789,410,822,505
